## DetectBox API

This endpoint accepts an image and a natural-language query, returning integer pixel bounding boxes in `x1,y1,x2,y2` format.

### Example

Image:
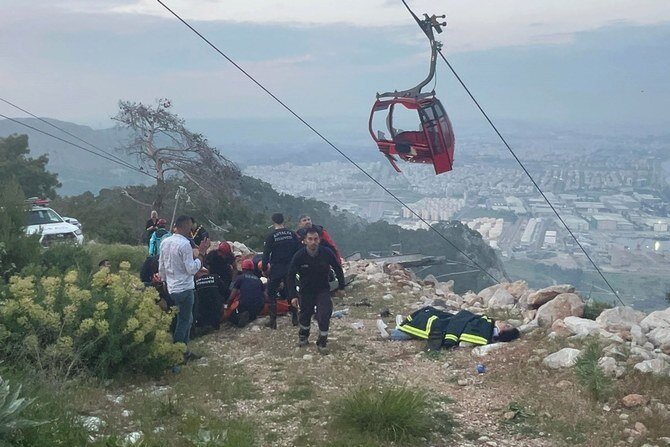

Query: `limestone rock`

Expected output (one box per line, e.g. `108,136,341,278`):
503,280,528,299
596,306,645,333
633,358,670,376
535,293,584,327
463,292,482,306
472,343,506,356
630,324,647,346
487,288,516,309
640,308,670,333
564,316,601,336
550,319,573,337
647,327,670,348
543,348,581,369
518,319,539,334
527,284,575,309
422,274,438,286
621,394,648,408
436,280,454,294
478,284,502,303
598,356,625,378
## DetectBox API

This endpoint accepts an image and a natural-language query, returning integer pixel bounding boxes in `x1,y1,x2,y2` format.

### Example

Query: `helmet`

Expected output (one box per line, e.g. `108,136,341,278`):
157,218,167,227
241,259,254,271
218,241,232,255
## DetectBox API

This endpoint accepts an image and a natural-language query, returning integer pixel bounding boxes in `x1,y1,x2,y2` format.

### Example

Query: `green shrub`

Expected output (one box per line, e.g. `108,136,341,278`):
36,244,93,278
332,387,436,443
574,339,611,401
0,263,183,379
582,300,614,320
84,244,148,273
0,376,43,443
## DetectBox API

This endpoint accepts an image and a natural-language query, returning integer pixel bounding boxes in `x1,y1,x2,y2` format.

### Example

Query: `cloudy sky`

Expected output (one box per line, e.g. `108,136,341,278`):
2,0,670,136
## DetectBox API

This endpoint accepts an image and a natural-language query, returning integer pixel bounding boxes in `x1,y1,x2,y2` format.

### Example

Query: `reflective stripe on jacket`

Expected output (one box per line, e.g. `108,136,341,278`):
398,306,454,339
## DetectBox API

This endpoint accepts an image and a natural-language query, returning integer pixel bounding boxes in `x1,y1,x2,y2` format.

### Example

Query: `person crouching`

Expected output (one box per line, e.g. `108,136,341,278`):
228,259,266,328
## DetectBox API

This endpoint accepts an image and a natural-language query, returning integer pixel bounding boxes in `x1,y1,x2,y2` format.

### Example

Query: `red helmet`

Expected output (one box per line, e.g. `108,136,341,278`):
218,241,231,255
157,218,167,227
241,259,254,271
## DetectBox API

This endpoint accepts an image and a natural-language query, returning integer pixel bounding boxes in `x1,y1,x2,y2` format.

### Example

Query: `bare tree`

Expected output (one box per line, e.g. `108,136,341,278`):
113,98,239,213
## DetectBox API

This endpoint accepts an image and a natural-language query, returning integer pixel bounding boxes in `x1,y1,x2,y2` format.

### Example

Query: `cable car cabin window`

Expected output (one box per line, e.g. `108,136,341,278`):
390,102,428,147
370,103,391,141
419,104,444,154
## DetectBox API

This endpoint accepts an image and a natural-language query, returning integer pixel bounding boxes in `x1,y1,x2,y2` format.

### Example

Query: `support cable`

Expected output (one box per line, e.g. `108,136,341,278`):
0,113,156,179
0,97,154,177
156,0,500,282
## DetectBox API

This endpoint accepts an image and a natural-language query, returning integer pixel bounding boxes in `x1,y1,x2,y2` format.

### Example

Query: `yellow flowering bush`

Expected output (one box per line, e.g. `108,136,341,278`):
0,266,183,378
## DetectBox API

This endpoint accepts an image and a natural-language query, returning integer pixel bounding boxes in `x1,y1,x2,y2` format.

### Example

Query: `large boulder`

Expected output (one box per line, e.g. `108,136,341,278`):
633,358,670,376
527,284,575,309
478,284,502,303
596,306,646,333
463,292,482,307
647,327,670,348
487,288,516,309
640,308,670,333
543,348,582,369
503,280,528,300
535,293,584,327
598,356,625,378
564,316,601,337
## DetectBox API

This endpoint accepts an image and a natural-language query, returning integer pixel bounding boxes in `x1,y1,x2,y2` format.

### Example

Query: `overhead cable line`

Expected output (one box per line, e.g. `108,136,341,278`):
155,0,500,282
0,97,145,174
398,1,625,306
0,113,156,180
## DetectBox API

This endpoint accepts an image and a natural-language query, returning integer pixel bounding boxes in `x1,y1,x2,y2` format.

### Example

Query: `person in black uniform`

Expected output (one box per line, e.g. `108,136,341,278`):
190,218,209,246
229,259,266,328
194,267,228,331
287,227,345,353
262,213,301,329
204,241,235,303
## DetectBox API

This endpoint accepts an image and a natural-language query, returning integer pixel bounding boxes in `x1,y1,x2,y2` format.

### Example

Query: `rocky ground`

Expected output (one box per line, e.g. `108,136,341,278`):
74,259,670,446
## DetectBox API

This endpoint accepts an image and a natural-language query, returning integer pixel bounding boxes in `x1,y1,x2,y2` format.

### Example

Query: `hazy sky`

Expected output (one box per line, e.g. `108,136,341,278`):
2,0,670,134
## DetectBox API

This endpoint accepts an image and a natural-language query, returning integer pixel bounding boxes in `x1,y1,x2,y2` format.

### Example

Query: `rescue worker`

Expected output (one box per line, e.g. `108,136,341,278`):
194,267,227,331
398,306,520,351
287,227,345,353
190,218,209,246
229,259,266,328
148,218,170,257
204,241,235,303
295,215,342,264
145,210,159,247
262,213,301,329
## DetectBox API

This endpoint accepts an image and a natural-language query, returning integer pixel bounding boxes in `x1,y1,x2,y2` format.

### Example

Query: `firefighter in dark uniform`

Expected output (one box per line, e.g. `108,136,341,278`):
398,307,520,351
287,227,345,353
194,267,227,330
262,213,301,329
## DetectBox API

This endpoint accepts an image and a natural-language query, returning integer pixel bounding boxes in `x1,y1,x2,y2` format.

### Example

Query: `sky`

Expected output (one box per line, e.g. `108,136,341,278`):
1,0,670,137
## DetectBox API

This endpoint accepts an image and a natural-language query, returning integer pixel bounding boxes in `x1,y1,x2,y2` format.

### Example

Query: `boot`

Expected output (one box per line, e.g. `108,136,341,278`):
316,335,329,354
297,325,310,347
265,305,277,329
290,306,299,326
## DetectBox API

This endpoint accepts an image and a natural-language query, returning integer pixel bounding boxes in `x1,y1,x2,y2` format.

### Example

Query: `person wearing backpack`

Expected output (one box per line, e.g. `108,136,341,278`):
149,218,170,257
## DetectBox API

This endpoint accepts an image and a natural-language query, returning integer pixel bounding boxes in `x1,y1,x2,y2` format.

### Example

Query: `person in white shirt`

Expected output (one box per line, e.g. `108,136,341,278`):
159,215,211,359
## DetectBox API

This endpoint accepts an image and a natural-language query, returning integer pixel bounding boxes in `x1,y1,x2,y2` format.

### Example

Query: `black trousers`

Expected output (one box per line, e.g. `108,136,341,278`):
229,301,263,327
298,289,333,337
267,275,288,307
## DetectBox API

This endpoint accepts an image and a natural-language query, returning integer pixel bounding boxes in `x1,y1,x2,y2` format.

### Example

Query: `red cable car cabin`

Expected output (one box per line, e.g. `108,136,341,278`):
369,96,455,175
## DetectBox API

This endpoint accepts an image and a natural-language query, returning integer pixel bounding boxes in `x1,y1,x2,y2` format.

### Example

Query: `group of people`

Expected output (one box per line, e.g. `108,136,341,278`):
143,211,346,363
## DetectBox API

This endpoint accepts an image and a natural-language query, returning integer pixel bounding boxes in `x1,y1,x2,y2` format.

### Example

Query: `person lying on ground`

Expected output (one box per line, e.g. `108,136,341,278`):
396,306,520,351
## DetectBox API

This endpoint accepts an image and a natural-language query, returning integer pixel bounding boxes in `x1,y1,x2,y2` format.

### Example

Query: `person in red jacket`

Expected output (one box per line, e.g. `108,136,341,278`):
296,215,342,264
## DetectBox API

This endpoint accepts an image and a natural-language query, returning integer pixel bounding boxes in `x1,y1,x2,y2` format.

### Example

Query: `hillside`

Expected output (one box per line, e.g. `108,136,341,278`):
23,257,669,447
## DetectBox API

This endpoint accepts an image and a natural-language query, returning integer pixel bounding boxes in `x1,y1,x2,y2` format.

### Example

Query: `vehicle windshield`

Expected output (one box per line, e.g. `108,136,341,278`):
28,209,63,225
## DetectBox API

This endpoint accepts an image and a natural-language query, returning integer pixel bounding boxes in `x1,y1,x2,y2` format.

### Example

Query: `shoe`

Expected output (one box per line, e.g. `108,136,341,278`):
236,311,250,328
183,351,202,363
297,336,309,347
